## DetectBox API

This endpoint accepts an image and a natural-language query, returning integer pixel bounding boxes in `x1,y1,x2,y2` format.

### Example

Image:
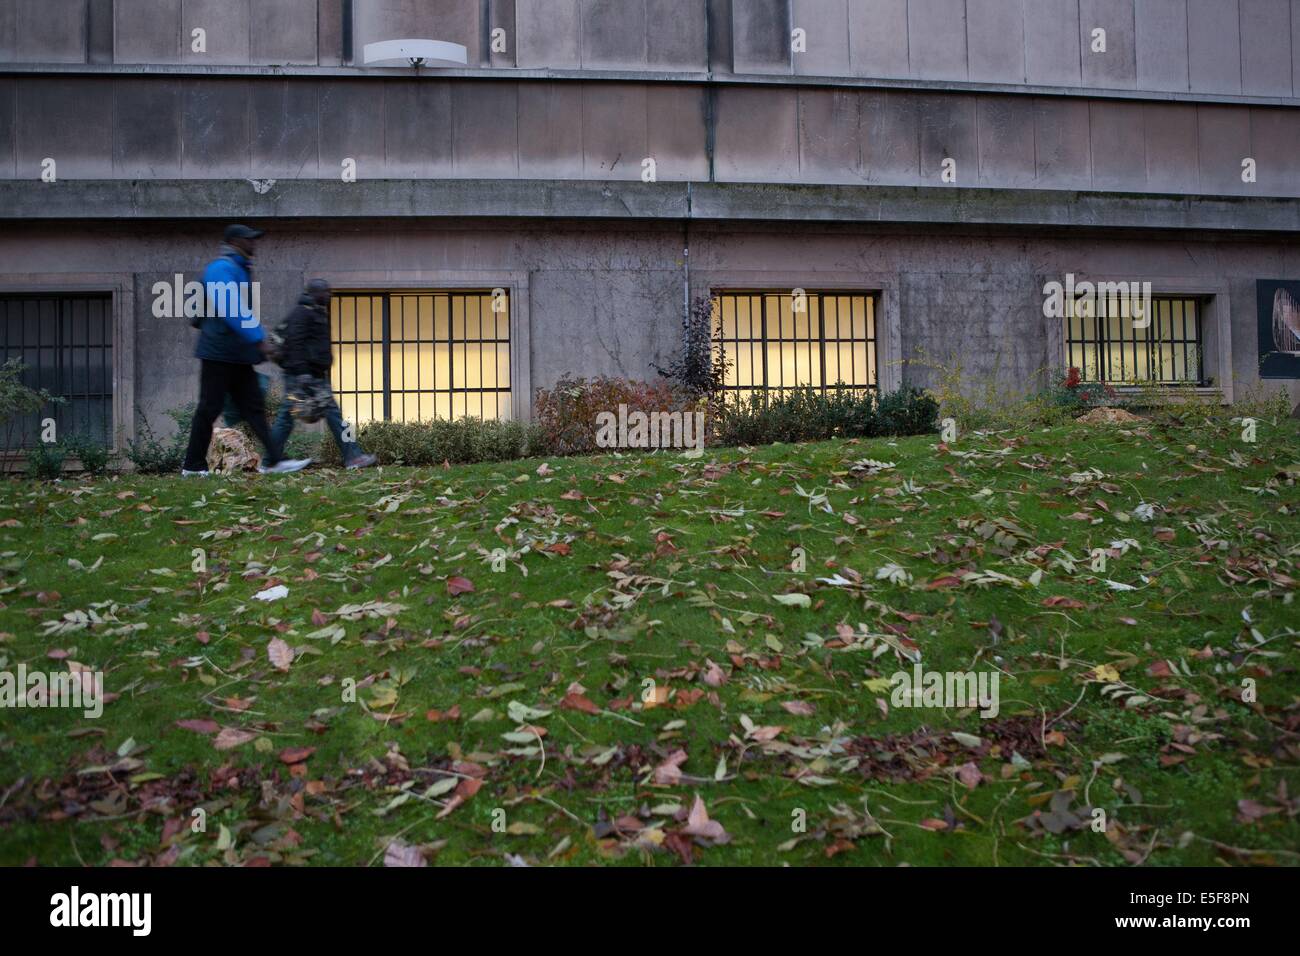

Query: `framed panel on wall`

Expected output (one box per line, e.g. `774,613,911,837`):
1258,280,1300,379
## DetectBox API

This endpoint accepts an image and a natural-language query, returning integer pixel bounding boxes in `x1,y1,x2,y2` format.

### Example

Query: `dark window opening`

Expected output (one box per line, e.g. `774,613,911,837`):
0,293,113,449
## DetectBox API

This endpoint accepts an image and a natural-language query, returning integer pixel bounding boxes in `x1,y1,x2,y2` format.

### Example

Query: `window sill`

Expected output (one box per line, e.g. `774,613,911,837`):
1108,385,1227,404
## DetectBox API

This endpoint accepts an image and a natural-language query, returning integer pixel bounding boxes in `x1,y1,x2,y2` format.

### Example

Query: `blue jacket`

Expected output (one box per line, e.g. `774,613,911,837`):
195,252,265,365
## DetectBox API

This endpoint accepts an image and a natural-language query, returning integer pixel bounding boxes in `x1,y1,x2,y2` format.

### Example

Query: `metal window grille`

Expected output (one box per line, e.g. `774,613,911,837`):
712,291,878,402
0,293,113,447
1064,296,1204,385
330,290,512,424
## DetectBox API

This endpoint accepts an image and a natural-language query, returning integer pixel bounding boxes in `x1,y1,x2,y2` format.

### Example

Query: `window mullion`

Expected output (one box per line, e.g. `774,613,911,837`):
381,294,392,421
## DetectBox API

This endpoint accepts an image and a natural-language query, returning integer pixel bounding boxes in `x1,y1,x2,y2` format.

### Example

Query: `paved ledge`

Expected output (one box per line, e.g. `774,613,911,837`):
1,179,1296,234
2,62,1297,109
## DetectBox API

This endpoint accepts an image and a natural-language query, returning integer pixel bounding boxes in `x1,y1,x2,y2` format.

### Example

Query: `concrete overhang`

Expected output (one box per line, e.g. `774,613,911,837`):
0,179,1296,235
3,62,1299,109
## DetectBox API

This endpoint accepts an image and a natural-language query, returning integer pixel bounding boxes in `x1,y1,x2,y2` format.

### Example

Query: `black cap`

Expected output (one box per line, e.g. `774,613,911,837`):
223,224,265,242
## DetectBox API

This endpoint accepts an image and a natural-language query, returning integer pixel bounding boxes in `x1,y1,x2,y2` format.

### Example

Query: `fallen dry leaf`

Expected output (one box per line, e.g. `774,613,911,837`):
682,794,730,843
267,638,293,672
213,727,257,751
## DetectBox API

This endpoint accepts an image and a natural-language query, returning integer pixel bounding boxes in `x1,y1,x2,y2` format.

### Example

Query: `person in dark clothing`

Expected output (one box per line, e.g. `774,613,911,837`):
181,225,311,476
269,279,377,470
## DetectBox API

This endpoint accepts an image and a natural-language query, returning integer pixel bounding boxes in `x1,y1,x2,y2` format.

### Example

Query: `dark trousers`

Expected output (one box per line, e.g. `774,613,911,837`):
182,360,279,471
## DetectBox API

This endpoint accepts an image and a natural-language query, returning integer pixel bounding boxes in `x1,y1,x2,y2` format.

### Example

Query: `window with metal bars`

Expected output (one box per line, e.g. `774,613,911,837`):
1064,295,1204,385
711,291,878,402
330,290,511,424
0,293,113,448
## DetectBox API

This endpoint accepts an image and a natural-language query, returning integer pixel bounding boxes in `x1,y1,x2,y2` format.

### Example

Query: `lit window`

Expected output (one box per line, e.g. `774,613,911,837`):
0,293,113,447
1064,296,1203,385
331,291,511,424
712,291,877,402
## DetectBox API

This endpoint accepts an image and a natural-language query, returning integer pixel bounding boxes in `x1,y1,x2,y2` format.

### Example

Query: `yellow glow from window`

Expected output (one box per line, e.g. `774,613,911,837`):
330,292,509,424
1065,296,1200,385
712,292,877,400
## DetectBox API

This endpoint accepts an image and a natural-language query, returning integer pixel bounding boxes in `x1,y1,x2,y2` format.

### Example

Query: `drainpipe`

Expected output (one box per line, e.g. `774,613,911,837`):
683,191,691,330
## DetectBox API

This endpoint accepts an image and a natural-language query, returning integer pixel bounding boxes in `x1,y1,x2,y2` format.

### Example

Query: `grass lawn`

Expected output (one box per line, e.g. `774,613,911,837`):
1,414,1297,867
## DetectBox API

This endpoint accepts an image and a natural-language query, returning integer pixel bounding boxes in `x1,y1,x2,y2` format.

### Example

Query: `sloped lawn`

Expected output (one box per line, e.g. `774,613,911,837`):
1,413,1297,866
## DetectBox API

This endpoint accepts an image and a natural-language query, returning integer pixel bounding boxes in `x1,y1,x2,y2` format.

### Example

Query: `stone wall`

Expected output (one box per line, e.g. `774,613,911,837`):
1,220,1295,438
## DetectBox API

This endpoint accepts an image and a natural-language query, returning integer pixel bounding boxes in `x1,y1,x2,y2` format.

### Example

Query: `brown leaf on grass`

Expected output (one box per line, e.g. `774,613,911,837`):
1236,799,1280,823
682,795,730,843
746,724,784,743
702,659,727,688
1042,596,1086,609
652,750,688,786
663,831,694,865
925,575,964,590
383,839,427,868
278,747,316,765
956,761,982,790
560,692,600,715
213,727,257,751
780,700,815,717
447,576,475,596
175,719,220,735
267,638,293,672
425,705,461,722
435,776,484,820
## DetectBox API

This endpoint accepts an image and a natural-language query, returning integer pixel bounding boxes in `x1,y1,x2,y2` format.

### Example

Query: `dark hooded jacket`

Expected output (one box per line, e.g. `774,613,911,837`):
279,294,333,378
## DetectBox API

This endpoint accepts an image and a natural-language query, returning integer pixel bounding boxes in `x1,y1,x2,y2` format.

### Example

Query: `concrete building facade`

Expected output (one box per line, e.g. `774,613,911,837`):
1,0,1298,447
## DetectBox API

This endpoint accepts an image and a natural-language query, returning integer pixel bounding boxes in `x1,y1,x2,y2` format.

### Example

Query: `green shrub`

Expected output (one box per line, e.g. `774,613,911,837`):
873,386,940,436
126,408,192,474
712,386,936,447
534,375,688,456
282,430,326,463
315,417,543,467
25,441,66,480
59,433,113,476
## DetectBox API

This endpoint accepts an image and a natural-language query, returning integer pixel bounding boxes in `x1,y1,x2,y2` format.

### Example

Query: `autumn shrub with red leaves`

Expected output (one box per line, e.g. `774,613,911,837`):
534,375,693,456
1049,367,1117,411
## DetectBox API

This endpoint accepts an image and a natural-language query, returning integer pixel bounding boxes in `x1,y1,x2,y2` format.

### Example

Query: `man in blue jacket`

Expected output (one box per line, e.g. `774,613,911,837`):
180,225,311,476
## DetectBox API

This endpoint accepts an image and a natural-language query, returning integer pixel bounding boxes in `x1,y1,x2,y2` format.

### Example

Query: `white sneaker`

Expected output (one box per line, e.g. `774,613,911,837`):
258,458,311,475
181,469,210,477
